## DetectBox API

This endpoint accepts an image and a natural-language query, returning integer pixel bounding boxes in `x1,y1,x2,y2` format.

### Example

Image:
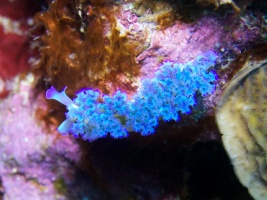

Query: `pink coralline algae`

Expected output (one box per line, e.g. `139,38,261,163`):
0,74,81,200
135,15,263,79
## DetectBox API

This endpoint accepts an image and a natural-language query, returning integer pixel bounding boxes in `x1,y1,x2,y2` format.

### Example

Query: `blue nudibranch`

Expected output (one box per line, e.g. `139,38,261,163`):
46,50,218,141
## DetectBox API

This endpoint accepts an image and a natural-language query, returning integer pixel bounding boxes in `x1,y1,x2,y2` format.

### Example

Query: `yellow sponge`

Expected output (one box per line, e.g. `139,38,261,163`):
216,58,267,200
